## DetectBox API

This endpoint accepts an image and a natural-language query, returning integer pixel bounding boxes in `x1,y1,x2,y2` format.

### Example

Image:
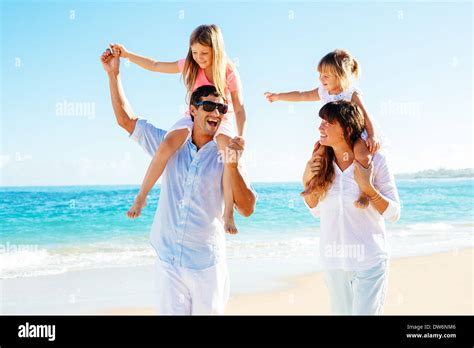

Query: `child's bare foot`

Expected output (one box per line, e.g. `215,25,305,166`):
127,197,147,218
354,192,370,209
224,215,238,234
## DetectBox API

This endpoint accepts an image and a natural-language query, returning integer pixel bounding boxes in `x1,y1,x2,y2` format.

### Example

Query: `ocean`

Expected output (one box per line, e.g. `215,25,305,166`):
1,179,473,283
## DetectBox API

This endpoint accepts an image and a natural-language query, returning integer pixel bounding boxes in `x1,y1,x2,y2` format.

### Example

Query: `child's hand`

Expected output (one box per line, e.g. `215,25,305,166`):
264,92,279,103
110,43,130,59
127,195,147,219
366,135,380,155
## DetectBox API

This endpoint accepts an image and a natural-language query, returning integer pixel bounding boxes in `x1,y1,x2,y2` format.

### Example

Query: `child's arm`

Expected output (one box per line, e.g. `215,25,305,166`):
127,129,187,218
264,88,320,103
230,89,247,137
111,43,180,74
126,151,162,218
351,92,380,154
136,154,161,196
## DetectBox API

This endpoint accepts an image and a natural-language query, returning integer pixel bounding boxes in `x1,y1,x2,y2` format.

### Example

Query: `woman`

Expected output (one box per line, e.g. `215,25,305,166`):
302,100,400,315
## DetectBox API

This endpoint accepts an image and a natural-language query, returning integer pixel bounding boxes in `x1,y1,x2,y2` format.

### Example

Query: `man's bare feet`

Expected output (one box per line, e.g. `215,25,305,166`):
127,197,147,218
224,215,238,234
354,192,370,209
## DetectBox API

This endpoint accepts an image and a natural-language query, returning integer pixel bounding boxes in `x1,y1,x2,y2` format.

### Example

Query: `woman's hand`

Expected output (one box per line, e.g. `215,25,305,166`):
366,135,380,155
264,92,279,103
354,160,375,194
110,43,130,58
303,141,324,183
302,141,324,205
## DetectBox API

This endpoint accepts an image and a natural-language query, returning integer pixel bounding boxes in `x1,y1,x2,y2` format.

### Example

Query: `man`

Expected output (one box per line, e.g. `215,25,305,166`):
100,48,256,314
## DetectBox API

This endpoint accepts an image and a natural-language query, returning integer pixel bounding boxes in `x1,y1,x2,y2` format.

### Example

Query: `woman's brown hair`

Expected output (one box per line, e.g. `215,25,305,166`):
301,101,365,198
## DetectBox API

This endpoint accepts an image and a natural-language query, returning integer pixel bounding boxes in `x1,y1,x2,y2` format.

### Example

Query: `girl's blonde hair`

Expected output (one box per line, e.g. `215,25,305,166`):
182,24,232,103
317,49,360,91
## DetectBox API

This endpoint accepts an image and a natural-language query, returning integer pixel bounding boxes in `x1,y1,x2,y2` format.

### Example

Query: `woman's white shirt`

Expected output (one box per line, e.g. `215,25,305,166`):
305,152,401,271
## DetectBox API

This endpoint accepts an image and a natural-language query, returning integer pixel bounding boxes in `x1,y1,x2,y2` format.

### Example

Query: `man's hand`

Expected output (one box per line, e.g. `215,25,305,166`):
225,136,245,168
100,45,120,76
102,44,137,134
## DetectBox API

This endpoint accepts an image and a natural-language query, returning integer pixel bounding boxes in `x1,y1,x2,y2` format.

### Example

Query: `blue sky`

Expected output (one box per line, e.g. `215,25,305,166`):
1,0,472,186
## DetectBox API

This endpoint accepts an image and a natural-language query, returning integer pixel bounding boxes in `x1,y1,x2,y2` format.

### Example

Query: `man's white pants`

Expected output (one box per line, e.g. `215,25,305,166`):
154,257,230,315
323,260,389,315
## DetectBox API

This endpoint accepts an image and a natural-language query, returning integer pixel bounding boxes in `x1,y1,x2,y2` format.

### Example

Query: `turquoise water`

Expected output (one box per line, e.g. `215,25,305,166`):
1,179,473,278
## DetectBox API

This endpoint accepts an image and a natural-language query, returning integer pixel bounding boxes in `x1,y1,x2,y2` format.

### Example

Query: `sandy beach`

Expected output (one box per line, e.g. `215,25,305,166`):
225,248,473,315
2,248,471,315
94,248,473,315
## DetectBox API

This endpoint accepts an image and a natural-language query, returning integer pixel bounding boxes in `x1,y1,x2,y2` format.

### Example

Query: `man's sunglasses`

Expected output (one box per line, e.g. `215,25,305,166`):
194,101,228,115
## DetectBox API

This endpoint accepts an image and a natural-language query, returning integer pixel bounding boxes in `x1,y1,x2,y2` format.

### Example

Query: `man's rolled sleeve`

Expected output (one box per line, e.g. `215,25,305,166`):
237,161,258,202
130,119,167,157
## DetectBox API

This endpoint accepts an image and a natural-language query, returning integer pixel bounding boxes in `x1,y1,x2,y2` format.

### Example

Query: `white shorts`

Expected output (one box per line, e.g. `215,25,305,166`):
154,257,230,315
165,115,236,141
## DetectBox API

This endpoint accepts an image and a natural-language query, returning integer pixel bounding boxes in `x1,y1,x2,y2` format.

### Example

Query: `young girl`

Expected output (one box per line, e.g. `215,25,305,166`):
264,49,380,208
112,24,246,234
